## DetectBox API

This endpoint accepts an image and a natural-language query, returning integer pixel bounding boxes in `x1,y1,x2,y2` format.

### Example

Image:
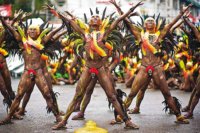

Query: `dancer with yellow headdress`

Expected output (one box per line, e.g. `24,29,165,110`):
0,14,64,125
111,0,191,124
45,1,143,130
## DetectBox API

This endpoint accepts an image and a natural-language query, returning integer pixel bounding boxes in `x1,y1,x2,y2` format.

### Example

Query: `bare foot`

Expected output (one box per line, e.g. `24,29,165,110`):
128,107,140,114
16,108,26,116
52,121,67,130
110,119,123,125
13,113,23,120
56,115,62,123
124,120,139,129
0,117,12,125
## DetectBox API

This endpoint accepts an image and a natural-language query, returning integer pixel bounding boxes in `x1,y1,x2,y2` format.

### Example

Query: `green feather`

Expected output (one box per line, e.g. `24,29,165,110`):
17,26,26,38
39,28,50,39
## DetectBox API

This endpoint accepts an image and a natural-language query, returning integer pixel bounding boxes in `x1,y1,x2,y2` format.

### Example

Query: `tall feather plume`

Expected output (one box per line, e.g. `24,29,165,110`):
40,21,46,31
96,7,99,14
159,18,166,30
139,15,144,26
25,19,28,34
90,8,93,16
156,13,160,28
152,14,155,19
45,22,50,29
102,7,107,20
109,12,115,19
84,13,87,23
29,19,32,25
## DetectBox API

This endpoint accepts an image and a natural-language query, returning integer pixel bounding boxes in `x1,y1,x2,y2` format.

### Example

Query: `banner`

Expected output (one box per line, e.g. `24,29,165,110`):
0,5,12,17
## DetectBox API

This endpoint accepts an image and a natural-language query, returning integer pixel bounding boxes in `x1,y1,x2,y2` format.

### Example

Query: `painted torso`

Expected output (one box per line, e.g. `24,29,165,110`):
141,31,161,66
84,31,109,68
22,42,43,70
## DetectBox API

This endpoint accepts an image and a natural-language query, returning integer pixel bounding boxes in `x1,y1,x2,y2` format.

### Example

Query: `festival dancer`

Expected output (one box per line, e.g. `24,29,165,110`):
45,1,143,130
15,30,66,116
0,10,25,108
0,17,62,125
111,0,191,123
181,18,200,118
0,24,12,109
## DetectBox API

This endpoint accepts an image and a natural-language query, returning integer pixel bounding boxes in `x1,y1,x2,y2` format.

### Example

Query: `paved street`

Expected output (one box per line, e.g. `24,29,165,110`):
0,78,200,133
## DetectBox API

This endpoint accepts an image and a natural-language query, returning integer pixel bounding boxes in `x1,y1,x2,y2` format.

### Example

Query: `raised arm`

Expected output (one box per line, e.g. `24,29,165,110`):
0,17,21,41
104,1,143,39
109,0,141,40
59,13,85,37
43,23,64,44
10,11,31,27
51,30,67,43
44,5,85,37
158,4,192,41
170,20,184,34
184,18,200,40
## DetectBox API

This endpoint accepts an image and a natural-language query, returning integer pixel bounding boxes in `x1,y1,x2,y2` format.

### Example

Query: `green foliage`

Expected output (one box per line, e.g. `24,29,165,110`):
35,0,46,10
0,0,14,5
10,0,48,19
0,0,49,20
12,0,32,12
0,0,3,4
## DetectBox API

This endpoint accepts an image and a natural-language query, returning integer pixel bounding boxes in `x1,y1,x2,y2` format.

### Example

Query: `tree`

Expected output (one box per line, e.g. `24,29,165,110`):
0,0,14,5
13,0,32,12
33,0,48,17
12,0,48,19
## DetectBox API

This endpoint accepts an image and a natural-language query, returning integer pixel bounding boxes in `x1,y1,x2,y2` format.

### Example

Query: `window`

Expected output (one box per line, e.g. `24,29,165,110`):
173,0,178,9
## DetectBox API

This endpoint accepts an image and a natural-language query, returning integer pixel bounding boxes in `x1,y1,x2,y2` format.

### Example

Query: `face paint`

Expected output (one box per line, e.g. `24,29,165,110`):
144,17,156,30
28,25,40,39
89,15,102,27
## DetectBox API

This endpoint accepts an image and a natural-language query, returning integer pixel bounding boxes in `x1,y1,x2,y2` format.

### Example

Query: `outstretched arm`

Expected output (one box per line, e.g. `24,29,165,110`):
184,18,200,40
44,5,85,37
59,13,85,37
104,1,143,39
0,17,21,41
109,0,141,40
11,9,23,26
170,20,184,34
158,4,192,41
51,30,68,43
43,23,64,44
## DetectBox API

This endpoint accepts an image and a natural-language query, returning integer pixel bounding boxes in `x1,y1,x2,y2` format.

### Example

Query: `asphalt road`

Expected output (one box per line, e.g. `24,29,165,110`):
0,78,199,133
